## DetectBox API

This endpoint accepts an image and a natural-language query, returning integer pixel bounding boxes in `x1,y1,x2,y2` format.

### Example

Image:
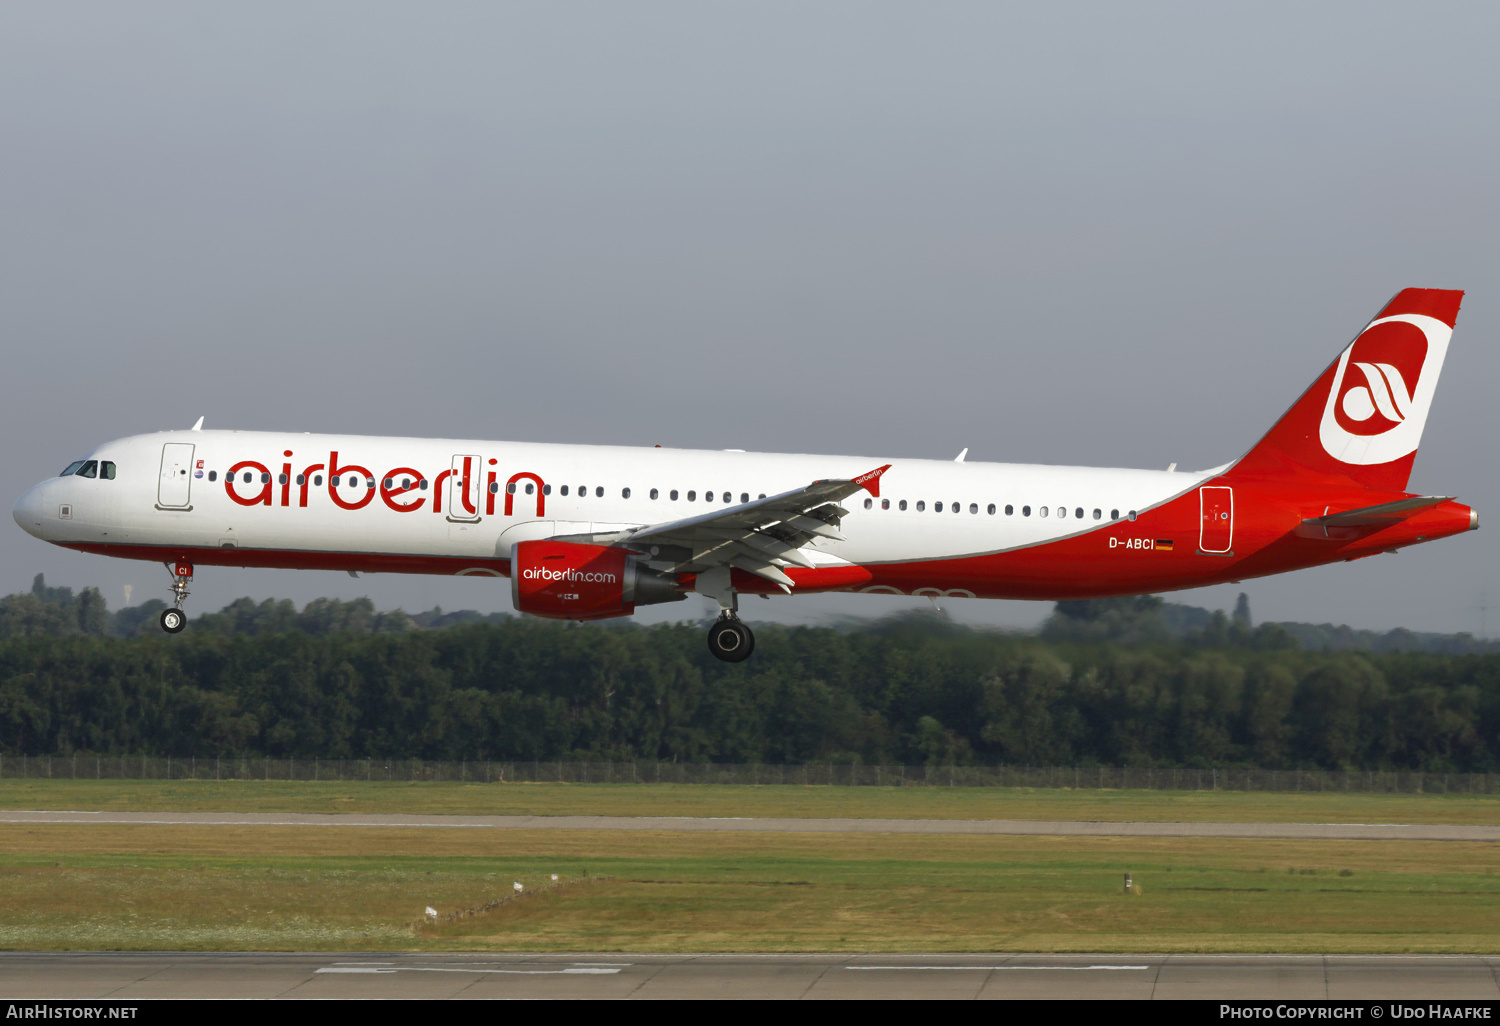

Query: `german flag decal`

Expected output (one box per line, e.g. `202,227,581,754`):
1155,539,1174,551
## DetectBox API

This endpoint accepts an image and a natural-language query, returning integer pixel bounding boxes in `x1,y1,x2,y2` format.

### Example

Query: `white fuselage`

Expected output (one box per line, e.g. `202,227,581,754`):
15,429,1199,588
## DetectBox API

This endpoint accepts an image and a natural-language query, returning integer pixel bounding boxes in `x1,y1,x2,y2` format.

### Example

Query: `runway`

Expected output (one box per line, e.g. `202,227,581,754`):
2,810,1497,841
2,952,1498,999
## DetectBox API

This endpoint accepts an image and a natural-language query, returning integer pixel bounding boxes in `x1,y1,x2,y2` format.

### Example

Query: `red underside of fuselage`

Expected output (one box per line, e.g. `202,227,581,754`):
59,477,1476,602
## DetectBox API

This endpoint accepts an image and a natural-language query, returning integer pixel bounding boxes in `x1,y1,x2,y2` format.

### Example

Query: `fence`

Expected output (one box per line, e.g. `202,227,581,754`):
1,755,1496,793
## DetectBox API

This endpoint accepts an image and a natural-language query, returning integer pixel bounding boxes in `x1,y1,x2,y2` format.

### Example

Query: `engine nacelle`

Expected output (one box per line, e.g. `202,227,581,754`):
510,540,685,620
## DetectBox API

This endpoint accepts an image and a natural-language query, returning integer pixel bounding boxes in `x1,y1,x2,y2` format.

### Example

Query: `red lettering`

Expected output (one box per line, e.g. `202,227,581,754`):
459,456,477,515
298,463,325,507
327,451,375,510
486,469,498,515
380,467,426,512
225,461,273,507
431,469,452,513
503,472,546,517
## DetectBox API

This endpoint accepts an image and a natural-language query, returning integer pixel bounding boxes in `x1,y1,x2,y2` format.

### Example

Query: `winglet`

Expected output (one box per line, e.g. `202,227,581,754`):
190,416,204,431
852,464,892,498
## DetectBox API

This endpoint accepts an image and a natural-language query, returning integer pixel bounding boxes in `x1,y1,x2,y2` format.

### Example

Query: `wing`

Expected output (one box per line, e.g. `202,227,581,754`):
569,464,890,593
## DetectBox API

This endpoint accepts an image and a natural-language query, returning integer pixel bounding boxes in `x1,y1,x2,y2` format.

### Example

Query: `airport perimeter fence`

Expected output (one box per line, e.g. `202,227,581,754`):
1,754,1498,794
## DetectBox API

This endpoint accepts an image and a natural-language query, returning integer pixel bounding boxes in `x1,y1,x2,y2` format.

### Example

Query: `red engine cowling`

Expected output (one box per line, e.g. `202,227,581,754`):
510,540,684,620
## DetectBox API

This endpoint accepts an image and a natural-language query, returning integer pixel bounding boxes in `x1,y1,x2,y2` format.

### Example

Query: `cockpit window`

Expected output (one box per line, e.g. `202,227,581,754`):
100,462,116,480
77,461,98,479
60,461,85,477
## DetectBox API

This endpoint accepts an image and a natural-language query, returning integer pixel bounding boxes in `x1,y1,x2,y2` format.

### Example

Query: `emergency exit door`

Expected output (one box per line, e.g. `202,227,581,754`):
447,454,482,523
157,443,195,509
1199,486,1233,553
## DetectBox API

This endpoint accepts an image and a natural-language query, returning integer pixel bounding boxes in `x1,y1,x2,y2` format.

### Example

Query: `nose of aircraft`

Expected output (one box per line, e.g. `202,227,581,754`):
13,481,50,539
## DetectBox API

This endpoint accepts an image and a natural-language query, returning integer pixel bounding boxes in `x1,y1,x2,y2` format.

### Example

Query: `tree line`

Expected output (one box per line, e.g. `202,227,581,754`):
0,578,1497,771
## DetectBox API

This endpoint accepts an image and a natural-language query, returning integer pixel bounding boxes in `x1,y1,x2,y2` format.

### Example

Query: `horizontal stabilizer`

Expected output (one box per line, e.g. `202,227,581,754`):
1302,495,1453,528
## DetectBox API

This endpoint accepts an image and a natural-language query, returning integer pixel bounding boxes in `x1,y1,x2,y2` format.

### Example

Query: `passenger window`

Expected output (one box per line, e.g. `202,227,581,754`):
365,478,374,489
525,483,534,495
1128,510,1138,521
650,488,659,499
543,484,552,495
1093,509,1102,520
916,501,925,511
934,501,943,512
970,503,978,514
863,498,873,510
1058,507,1066,519
60,462,85,477
208,471,218,482
687,491,696,501
78,461,98,479
295,474,305,486
758,493,766,499
705,491,714,503
507,483,516,494
953,503,960,514
560,485,569,496
101,462,116,480
882,499,890,510
1110,508,1119,520
1005,504,1013,515
723,492,731,503
740,493,749,503
1040,506,1049,517
596,486,603,497
622,488,631,499
282,474,291,486
418,479,428,490
314,475,324,486
1022,505,1031,517
1075,507,1084,519
987,503,995,515
246,472,257,484
670,490,679,500
899,500,908,511
489,482,500,493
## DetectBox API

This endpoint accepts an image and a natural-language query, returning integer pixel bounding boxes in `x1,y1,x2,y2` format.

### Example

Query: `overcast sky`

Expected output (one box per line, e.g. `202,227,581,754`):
3,3,1497,633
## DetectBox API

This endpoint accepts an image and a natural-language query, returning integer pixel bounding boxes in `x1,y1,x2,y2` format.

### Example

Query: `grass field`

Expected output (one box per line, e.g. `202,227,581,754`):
0,825,1496,953
4,781,1496,953
3,778,1498,824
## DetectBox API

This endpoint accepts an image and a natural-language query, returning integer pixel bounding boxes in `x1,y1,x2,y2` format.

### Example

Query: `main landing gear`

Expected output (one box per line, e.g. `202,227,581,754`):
160,560,192,634
696,566,754,663
707,613,755,663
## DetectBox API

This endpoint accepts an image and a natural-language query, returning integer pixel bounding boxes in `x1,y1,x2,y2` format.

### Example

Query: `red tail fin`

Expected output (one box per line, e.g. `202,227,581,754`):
1228,288,1463,490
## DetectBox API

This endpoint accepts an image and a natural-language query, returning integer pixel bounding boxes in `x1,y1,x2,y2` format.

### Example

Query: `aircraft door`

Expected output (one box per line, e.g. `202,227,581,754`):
157,443,195,509
1199,486,1233,553
447,454,482,523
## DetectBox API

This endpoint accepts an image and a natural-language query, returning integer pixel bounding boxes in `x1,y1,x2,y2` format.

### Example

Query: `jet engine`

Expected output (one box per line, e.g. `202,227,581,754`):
509,540,685,620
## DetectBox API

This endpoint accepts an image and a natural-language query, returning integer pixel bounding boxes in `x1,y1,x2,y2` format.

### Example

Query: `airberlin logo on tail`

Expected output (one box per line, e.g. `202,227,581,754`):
1319,314,1451,466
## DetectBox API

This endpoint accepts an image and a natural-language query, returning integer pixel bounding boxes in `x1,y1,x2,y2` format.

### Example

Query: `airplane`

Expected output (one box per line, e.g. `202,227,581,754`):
12,288,1477,661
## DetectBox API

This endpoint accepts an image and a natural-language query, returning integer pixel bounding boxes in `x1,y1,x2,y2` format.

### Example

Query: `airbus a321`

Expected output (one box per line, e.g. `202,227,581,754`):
13,288,1477,661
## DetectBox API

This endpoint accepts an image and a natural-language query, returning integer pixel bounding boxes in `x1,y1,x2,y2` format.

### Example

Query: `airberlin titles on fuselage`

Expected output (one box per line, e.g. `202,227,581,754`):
221,452,545,517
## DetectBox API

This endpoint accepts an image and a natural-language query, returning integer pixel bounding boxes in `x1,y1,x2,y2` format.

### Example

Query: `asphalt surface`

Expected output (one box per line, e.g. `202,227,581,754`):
3,810,1498,840
2,952,1498,999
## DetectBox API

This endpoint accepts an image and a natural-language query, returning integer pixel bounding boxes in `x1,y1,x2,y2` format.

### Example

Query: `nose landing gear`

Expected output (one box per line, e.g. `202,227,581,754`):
160,560,192,634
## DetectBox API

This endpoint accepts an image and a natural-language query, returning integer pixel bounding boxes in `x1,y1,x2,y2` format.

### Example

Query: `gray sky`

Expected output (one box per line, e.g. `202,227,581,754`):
3,2,1497,634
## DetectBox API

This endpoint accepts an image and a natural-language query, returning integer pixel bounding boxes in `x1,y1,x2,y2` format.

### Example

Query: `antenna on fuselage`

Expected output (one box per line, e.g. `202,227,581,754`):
190,417,204,431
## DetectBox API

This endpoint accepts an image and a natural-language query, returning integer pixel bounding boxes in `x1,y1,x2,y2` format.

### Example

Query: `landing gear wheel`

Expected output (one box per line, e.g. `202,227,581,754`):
707,617,754,663
160,608,187,634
